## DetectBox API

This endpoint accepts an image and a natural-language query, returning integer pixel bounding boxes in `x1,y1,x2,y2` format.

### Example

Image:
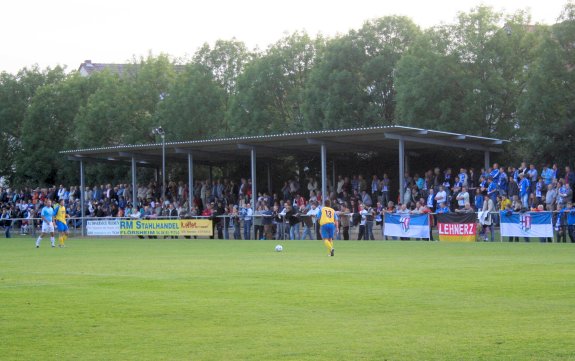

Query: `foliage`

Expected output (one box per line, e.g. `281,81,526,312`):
228,31,322,134
0,66,67,184
518,7,575,166
1,4,575,186
396,6,543,142
155,63,226,139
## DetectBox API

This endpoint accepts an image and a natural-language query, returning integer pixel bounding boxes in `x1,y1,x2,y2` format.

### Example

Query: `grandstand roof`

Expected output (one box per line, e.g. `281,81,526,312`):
61,125,508,166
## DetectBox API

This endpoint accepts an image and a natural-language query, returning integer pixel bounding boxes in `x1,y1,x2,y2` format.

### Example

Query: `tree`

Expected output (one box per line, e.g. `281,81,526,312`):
154,63,226,140
75,55,177,149
357,16,421,123
228,32,322,134
518,4,575,165
194,39,252,97
15,72,98,185
396,6,540,141
304,17,420,129
303,34,369,130
0,66,66,184
395,28,467,131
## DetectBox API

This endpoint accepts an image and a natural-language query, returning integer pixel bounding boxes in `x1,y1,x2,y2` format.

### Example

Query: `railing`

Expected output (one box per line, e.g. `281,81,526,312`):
1,211,573,242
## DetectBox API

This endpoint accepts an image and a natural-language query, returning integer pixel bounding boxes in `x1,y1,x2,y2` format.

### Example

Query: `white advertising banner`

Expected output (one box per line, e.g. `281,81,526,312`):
86,220,121,236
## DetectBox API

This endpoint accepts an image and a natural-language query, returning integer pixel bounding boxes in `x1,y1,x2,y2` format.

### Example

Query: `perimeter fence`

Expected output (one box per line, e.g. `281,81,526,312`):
2,211,574,243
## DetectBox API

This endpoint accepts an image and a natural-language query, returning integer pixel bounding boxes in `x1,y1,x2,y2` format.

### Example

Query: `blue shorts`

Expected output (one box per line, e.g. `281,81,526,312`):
56,220,68,232
320,223,336,239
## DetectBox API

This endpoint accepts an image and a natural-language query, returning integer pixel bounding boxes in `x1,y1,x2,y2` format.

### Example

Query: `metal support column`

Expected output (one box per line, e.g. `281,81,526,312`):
80,160,85,237
251,148,257,213
188,152,194,213
131,157,137,207
405,154,410,174
399,138,405,204
484,151,491,171
321,143,327,205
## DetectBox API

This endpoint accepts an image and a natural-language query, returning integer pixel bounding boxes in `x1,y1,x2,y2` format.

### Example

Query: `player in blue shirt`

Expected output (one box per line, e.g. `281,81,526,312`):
36,199,56,248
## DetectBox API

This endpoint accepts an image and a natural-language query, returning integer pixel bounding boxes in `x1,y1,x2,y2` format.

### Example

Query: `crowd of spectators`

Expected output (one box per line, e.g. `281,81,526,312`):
1,161,574,242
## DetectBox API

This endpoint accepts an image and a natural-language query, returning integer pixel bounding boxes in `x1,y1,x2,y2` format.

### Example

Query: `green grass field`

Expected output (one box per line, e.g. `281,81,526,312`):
1,237,575,360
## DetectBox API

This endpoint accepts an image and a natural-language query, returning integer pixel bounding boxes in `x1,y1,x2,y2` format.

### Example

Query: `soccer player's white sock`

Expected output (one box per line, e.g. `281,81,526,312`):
50,237,55,246
36,237,42,246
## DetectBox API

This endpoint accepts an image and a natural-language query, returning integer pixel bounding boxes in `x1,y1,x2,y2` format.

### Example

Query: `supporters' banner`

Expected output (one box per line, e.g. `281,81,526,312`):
500,212,553,238
87,220,120,236
384,213,430,239
436,213,477,242
120,219,213,237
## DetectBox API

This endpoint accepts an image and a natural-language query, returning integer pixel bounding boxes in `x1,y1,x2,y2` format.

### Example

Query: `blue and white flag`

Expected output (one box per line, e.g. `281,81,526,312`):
499,211,553,238
384,213,430,239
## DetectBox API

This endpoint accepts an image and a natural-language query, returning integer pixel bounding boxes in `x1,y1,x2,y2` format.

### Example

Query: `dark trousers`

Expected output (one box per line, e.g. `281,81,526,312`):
342,226,349,240
254,225,264,240
357,225,365,240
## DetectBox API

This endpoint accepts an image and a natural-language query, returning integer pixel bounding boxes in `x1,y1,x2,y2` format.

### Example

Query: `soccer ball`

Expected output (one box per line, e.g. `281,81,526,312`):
275,245,283,252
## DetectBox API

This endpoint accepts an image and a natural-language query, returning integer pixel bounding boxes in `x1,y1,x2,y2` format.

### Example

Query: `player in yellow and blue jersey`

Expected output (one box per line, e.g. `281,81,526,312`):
317,199,339,257
53,199,69,248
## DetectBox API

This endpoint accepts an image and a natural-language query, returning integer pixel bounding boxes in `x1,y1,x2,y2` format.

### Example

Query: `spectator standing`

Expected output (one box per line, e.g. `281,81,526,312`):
262,205,273,240
242,202,253,240
456,186,470,210
338,204,351,240
528,164,538,193
480,194,495,242
435,186,447,207
519,173,530,209
253,205,264,240
545,184,557,211
1,206,12,238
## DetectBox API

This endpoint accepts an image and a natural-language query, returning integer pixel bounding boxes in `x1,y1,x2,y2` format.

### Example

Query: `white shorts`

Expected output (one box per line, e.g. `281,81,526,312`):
42,221,55,233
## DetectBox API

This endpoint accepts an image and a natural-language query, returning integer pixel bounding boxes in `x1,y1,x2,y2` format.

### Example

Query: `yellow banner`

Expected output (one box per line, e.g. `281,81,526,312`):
119,219,213,237
179,219,213,236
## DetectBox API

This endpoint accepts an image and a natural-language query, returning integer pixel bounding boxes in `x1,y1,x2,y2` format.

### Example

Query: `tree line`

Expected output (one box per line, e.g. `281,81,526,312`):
1,4,574,187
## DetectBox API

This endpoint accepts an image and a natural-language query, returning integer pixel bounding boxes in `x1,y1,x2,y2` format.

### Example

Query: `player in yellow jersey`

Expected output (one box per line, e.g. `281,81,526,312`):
53,199,69,248
318,199,339,257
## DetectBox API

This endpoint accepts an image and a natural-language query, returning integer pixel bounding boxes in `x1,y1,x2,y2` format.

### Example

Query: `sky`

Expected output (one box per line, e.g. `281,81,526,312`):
0,0,569,74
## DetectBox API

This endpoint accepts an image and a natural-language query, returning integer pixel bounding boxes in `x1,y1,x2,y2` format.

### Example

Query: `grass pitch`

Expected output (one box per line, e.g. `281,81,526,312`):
1,238,574,360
